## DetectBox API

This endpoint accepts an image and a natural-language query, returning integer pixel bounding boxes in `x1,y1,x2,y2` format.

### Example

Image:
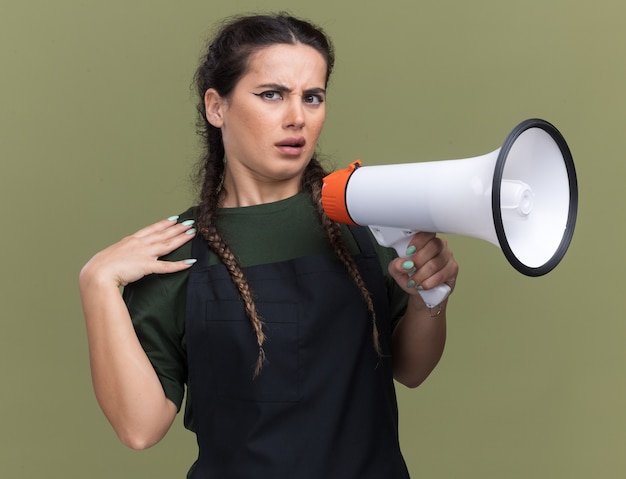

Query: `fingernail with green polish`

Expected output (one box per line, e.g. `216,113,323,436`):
181,219,195,226
405,245,416,256
407,267,417,276
185,228,197,235
406,279,416,288
167,215,180,221
184,259,197,265
402,260,414,270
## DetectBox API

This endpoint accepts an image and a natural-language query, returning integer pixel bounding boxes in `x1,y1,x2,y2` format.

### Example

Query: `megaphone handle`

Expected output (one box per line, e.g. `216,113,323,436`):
368,225,452,308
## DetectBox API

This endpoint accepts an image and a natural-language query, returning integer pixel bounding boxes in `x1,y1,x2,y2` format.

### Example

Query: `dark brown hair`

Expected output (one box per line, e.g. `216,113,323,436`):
193,14,379,375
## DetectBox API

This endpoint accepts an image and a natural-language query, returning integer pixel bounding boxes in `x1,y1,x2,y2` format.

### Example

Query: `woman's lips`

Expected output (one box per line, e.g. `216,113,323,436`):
276,137,306,156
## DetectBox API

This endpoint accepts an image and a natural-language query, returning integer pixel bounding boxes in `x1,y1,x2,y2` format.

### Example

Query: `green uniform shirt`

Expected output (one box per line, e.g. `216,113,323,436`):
123,192,408,421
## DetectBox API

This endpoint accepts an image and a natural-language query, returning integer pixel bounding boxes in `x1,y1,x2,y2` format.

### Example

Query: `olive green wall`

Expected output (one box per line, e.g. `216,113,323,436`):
1,0,623,477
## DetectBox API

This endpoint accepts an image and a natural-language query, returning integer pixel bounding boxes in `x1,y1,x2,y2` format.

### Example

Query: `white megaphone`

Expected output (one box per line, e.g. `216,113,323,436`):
322,118,578,308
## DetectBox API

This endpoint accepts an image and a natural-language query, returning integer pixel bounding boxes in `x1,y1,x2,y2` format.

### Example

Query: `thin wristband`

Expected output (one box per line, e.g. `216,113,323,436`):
428,306,442,318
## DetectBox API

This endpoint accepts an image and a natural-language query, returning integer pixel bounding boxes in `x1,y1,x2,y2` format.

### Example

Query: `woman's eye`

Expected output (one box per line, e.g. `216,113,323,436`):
304,94,324,105
256,91,282,101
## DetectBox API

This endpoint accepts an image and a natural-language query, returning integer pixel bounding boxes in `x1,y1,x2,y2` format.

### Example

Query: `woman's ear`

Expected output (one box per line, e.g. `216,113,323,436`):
204,88,225,128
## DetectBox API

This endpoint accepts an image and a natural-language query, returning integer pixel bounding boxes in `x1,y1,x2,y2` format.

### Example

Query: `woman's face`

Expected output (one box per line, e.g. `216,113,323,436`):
205,43,328,206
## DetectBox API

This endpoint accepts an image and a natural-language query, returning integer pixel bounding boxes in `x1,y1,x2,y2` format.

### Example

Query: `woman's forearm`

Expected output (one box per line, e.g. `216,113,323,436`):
80,269,176,449
391,295,447,389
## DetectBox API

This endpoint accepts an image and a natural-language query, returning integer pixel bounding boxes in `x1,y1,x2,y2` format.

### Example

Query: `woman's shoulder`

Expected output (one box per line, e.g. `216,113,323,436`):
178,205,197,221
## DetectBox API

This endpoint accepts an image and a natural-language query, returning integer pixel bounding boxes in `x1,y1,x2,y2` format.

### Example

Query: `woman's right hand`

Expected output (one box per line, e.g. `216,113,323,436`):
80,216,197,289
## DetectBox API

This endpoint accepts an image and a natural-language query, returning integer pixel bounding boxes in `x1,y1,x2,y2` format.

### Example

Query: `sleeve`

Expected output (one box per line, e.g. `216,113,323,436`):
122,219,194,412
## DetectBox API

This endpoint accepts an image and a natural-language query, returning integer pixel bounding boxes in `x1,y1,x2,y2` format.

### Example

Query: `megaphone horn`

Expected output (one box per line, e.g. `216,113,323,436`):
322,118,578,307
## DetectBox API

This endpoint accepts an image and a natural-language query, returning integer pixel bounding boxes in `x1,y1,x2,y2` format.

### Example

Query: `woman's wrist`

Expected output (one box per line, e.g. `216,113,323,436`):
407,294,447,319
79,258,123,293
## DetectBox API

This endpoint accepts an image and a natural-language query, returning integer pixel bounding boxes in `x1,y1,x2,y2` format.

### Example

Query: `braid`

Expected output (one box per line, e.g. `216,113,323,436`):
200,224,267,377
195,151,267,377
303,159,382,356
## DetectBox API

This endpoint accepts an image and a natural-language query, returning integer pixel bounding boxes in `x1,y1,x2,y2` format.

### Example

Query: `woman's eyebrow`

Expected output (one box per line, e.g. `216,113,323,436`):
255,83,326,95
304,87,327,96
255,83,291,93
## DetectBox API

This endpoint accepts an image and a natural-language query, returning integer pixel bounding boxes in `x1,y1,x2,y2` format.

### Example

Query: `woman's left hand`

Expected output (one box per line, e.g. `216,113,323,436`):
387,232,459,306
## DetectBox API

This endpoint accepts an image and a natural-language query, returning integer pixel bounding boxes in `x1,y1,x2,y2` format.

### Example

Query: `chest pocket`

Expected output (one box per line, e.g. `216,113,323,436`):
206,300,300,403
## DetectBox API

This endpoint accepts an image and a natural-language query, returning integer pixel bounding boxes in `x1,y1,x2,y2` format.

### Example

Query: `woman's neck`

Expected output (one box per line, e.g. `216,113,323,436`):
219,173,302,208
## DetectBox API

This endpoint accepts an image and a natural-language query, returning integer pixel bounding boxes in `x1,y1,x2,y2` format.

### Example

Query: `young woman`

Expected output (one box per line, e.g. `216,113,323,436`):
79,13,458,478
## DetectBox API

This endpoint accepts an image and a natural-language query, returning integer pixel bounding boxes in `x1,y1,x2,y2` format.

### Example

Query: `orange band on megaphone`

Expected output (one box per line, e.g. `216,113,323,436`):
321,160,362,226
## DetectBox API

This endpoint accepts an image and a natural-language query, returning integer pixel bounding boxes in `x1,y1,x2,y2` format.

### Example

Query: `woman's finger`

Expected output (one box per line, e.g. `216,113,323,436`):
133,216,195,240
390,235,458,294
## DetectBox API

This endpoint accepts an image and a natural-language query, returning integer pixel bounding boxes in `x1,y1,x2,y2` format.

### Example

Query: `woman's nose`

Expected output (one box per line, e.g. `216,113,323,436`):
284,99,305,129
